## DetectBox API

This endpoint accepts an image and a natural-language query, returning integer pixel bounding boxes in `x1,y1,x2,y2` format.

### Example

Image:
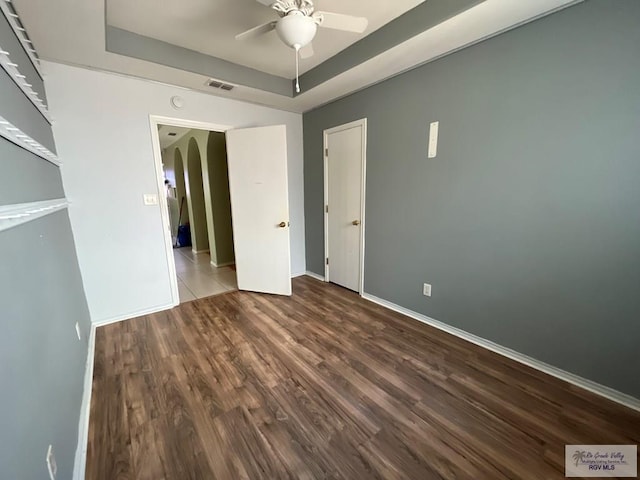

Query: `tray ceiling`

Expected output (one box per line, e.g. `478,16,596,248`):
12,0,583,112
107,0,424,78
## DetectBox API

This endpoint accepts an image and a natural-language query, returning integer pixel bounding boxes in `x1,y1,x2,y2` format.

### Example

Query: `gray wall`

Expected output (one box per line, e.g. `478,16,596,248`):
0,139,64,204
0,14,91,480
303,0,640,398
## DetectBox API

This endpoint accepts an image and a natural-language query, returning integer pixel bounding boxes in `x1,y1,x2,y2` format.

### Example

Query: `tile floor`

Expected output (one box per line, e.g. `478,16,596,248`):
173,247,237,302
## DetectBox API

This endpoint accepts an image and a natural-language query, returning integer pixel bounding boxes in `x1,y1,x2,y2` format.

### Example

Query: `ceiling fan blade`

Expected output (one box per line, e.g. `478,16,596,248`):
235,21,277,41
314,11,368,33
299,43,314,59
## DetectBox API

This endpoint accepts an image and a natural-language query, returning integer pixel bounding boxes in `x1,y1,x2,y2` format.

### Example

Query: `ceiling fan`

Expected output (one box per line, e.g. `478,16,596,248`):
236,0,369,92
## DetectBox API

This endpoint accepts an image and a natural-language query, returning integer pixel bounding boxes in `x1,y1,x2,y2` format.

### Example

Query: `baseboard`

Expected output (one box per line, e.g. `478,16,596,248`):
362,292,640,413
73,324,96,480
291,271,306,278
192,248,210,255
92,302,176,328
211,260,235,268
75,302,176,476
304,271,326,282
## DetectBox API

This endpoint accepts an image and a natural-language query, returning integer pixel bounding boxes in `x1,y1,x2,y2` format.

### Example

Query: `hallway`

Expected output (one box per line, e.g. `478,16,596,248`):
173,247,237,302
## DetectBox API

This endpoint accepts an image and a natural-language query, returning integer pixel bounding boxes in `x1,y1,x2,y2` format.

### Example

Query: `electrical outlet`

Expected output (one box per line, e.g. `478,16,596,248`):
423,283,432,297
46,445,57,480
75,322,81,341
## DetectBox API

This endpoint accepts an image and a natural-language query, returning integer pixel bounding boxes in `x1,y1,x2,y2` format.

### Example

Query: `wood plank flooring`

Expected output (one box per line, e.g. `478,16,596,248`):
86,276,640,479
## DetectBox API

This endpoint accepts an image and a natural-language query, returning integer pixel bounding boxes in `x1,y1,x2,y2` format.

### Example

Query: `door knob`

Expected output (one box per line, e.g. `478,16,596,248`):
278,221,287,228
352,220,361,226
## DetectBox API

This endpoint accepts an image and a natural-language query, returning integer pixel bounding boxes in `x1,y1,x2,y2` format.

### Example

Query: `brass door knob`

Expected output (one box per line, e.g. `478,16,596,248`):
352,220,361,226
278,221,287,228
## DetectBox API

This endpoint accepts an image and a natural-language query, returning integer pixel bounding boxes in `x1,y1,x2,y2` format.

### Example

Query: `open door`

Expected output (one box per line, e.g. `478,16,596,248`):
225,125,292,295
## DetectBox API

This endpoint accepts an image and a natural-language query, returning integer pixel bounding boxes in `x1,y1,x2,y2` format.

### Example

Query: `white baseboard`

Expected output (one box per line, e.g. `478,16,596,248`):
74,302,176,477
73,324,96,480
92,302,176,328
68,289,638,480
362,293,640,413
291,271,306,278
304,271,326,282
211,260,235,268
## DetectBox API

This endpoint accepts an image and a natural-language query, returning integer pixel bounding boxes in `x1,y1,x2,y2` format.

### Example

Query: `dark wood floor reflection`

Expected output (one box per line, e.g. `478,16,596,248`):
86,276,640,479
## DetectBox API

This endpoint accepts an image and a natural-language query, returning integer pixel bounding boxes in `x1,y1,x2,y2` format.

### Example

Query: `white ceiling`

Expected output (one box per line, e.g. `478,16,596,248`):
107,0,424,78
158,125,191,149
13,0,582,113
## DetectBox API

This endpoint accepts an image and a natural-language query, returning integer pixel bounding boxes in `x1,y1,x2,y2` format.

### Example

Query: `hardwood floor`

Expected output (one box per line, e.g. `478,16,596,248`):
87,276,640,479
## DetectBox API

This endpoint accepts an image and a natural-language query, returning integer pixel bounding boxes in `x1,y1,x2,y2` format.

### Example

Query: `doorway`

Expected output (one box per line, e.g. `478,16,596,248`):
324,119,367,293
155,122,237,303
151,116,293,305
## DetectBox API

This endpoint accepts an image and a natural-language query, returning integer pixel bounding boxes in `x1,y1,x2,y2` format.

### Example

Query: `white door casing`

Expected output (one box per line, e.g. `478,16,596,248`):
226,125,292,295
324,119,367,293
150,115,231,307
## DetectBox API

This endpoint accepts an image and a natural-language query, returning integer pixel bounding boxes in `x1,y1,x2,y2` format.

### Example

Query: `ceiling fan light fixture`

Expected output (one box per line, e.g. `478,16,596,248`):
275,12,317,49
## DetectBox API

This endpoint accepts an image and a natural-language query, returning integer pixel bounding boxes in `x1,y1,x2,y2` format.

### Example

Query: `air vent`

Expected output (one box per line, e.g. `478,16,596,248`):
206,78,235,91
168,132,177,137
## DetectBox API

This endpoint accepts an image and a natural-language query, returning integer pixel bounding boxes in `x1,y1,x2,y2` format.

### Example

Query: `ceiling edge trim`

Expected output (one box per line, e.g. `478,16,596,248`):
295,0,486,95
39,58,304,114
105,26,294,98
299,0,585,114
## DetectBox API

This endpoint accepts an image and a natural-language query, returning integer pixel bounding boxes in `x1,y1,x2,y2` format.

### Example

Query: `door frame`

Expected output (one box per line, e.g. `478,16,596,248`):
323,118,368,295
149,115,231,306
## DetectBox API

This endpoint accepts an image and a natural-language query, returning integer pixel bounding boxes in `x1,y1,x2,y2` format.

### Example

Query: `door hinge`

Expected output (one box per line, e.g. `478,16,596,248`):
326,258,329,265
325,205,329,213
325,148,328,157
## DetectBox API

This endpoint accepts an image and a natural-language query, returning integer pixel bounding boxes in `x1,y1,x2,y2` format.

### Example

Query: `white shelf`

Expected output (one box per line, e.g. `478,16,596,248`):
0,114,59,165
0,47,50,120
0,198,68,233
0,3,51,122
0,0,43,77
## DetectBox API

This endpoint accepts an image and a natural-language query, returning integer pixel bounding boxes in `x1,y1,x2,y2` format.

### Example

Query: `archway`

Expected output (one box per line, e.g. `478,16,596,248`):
174,148,188,228
206,131,235,265
186,137,209,252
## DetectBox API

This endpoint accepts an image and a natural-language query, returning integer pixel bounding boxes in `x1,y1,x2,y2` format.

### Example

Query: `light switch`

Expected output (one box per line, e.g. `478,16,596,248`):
143,193,159,206
428,121,439,158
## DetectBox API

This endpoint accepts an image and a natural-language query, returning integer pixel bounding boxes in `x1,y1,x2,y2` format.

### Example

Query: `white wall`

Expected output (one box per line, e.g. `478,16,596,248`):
45,61,305,324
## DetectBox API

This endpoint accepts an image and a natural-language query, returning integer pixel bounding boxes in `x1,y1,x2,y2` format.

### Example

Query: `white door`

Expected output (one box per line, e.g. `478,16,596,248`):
325,119,366,292
226,125,292,295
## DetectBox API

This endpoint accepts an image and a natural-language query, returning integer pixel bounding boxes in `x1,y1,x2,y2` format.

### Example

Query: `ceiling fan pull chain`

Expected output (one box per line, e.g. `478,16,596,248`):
295,46,301,93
